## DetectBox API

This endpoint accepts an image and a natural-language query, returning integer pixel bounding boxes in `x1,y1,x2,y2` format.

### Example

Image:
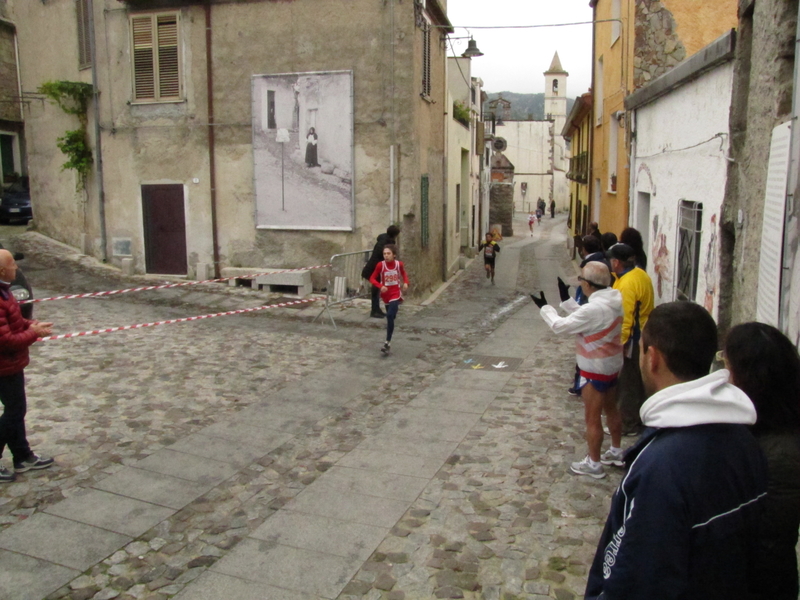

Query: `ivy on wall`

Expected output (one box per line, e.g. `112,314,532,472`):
38,81,94,190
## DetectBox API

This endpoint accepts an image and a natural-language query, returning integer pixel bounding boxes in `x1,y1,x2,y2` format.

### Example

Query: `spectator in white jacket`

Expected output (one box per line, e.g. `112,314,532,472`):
536,261,624,479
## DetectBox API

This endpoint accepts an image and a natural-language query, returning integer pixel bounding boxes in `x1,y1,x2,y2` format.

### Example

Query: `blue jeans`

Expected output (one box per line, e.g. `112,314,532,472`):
0,371,32,461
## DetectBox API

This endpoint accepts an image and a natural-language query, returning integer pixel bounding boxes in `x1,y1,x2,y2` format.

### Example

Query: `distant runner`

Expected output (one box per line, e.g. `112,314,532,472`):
479,232,501,285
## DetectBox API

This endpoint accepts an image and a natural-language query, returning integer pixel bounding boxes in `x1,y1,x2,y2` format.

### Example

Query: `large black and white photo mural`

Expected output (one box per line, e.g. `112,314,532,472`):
252,71,354,230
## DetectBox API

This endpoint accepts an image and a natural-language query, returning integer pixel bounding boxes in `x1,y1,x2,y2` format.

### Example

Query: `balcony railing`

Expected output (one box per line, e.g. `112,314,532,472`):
567,152,589,184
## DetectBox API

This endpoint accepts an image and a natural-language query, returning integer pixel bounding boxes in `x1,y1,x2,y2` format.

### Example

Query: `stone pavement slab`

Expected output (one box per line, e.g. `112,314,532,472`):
250,510,386,561
0,549,80,600
432,368,514,392
166,430,287,467
173,571,324,600
408,385,501,413
312,465,429,502
43,488,175,537
284,487,410,528
199,419,294,444
354,433,458,461
134,449,238,485
92,466,213,509
210,538,362,599
377,406,482,443
335,447,444,478
0,513,130,571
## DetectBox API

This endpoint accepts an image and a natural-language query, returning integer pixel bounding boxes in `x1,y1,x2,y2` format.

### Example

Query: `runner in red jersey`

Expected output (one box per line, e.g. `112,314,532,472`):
369,244,409,355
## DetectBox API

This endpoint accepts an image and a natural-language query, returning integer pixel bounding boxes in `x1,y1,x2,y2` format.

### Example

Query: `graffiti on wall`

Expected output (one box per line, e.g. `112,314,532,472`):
652,214,672,299
703,214,719,314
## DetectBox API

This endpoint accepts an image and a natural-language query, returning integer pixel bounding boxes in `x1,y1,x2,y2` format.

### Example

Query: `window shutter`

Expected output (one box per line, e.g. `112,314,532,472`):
421,175,430,247
132,16,155,100
156,15,179,99
422,24,431,97
76,0,92,69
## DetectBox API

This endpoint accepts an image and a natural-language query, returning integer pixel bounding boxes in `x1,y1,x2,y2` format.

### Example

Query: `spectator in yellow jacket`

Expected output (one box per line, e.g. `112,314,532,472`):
608,243,654,433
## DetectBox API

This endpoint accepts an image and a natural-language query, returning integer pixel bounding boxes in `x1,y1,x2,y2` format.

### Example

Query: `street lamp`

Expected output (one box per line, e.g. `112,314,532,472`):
461,37,484,58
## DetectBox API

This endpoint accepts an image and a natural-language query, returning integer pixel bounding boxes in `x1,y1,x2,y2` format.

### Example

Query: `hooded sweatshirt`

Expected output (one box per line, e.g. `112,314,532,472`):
540,287,623,380
585,370,768,600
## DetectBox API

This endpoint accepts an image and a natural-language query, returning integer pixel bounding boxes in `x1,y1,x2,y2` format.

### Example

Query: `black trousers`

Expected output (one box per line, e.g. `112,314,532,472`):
617,340,646,431
370,284,382,314
0,371,32,461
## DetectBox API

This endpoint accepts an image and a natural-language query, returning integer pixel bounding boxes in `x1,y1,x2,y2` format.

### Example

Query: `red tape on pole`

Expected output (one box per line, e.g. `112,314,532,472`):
23,264,331,304
38,297,323,342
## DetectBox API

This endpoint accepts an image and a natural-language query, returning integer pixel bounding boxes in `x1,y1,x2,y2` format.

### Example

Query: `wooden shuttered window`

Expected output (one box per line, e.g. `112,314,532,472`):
131,13,181,102
76,0,92,69
421,23,432,97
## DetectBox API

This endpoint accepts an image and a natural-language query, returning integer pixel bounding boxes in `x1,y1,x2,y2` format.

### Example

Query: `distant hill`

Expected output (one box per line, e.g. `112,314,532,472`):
485,92,576,121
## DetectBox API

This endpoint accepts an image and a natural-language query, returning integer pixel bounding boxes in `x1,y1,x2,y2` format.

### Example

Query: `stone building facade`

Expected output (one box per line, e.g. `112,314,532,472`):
0,3,23,184
8,0,453,295
720,0,799,336
590,0,738,237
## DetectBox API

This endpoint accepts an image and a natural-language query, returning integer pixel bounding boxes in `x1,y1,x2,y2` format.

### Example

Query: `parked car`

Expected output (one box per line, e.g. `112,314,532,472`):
0,180,32,224
0,242,33,319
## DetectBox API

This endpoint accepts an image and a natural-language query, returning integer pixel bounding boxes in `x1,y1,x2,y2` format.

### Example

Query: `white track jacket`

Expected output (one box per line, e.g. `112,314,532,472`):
539,287,624,379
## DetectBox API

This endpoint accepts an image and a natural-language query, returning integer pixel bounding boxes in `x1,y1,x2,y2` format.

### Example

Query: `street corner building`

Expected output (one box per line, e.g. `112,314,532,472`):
5,0,456,293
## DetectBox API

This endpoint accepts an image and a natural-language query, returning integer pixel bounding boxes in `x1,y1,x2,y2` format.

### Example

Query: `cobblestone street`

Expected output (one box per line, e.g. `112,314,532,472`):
0,215,629,600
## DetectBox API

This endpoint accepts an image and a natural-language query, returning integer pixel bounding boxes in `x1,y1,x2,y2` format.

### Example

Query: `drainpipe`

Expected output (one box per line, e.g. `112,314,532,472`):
88,0,107,261
205,3,221,277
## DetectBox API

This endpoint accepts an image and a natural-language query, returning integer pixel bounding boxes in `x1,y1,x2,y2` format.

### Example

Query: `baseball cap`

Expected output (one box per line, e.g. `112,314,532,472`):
606,243,635,261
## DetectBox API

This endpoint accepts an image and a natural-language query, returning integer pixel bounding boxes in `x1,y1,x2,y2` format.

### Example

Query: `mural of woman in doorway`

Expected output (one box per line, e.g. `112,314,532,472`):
305,127,320,167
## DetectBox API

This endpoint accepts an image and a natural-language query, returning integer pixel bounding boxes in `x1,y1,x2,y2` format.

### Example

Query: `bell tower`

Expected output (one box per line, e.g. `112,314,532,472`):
544,52,568,130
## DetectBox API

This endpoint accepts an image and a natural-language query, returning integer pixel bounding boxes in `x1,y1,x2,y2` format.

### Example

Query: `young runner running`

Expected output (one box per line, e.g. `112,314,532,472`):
479,232,501,284
368,244,409,355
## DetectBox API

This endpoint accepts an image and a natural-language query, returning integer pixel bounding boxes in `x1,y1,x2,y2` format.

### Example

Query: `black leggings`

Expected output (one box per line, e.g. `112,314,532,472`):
386,300,399,342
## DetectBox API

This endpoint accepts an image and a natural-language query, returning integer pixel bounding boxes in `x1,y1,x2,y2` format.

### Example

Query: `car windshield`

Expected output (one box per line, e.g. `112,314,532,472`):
5,181,27,193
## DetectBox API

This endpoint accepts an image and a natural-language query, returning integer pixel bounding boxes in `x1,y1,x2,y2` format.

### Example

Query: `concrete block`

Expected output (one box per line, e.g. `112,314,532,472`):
254,268,313,297
221,267,260,287
120,257,134,276
195,262,212,281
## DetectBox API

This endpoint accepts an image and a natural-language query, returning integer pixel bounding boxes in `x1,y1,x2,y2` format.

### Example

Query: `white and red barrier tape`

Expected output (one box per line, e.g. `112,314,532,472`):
38,297,323,342
23,264,331,304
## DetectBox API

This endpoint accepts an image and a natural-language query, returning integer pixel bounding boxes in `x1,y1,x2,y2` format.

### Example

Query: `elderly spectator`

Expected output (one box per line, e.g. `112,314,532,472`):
0,250,54,483
534,261,624,478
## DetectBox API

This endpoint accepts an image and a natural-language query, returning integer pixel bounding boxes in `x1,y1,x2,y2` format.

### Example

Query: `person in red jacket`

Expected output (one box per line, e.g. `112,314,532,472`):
368,244,408,355
0,250,54,483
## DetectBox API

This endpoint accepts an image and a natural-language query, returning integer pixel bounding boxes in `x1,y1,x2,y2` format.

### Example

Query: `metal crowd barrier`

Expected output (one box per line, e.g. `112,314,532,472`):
314,249,372,329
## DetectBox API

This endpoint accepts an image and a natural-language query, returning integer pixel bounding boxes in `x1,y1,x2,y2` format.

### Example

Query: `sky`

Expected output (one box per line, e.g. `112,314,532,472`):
445,0,594,97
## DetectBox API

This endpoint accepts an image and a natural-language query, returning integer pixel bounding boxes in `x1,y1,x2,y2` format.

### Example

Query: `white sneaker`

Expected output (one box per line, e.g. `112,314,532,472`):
600,449,624,467
569,456,606,479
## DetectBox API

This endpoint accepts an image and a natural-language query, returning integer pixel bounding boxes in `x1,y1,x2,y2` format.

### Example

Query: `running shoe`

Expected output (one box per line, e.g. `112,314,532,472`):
14,454,54,473
569,456,606,479
600,449,625,467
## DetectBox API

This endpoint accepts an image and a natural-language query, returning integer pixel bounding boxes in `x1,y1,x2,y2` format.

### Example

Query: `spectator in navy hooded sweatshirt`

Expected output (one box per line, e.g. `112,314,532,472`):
585,302,767,600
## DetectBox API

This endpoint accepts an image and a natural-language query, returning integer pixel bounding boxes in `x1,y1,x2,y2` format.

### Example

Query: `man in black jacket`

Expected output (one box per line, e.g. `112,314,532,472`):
362,225,400,318
585,302,767,599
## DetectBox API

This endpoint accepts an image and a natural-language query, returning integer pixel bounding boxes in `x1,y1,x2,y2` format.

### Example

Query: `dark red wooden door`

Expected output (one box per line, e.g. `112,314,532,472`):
141,184,187,275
